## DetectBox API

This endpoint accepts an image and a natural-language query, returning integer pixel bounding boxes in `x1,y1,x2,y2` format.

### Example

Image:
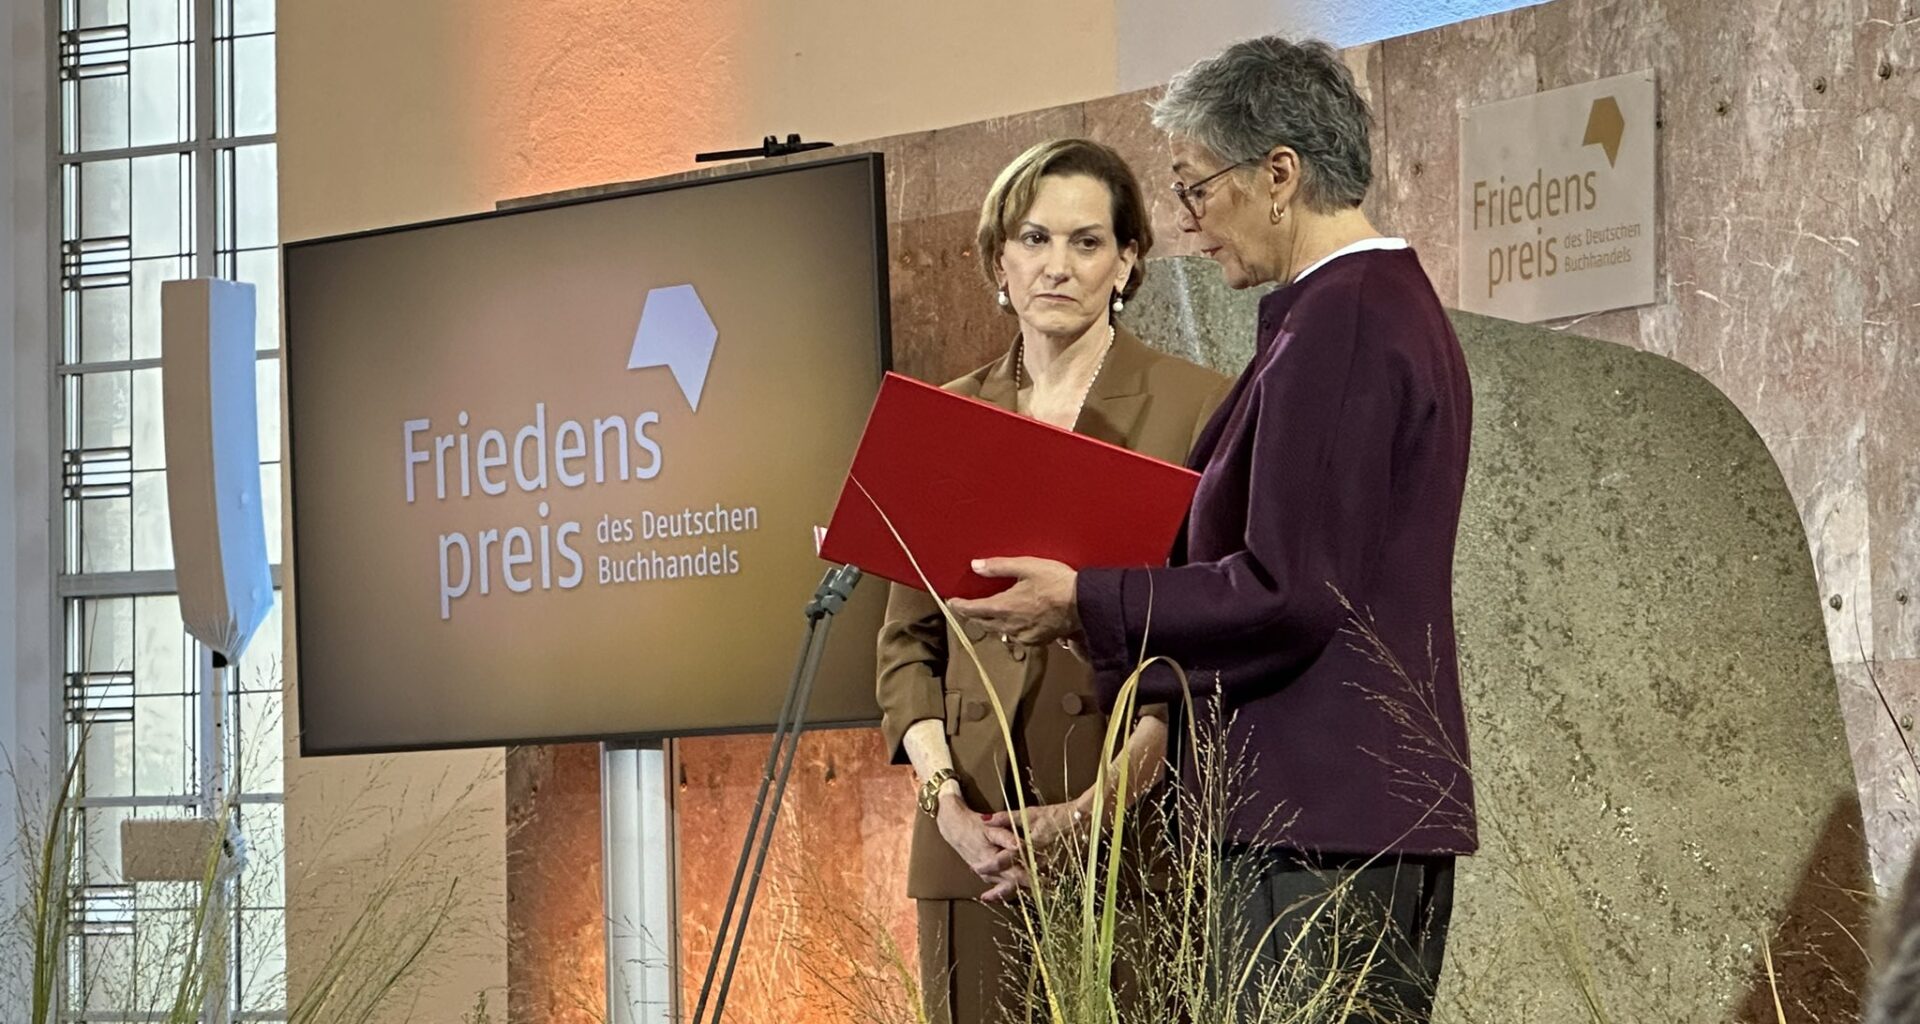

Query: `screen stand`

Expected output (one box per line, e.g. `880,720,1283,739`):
689,563,863,1024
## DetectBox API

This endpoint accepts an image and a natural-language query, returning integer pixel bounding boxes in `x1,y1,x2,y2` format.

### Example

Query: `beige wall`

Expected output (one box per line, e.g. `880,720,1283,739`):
279,0,1116,241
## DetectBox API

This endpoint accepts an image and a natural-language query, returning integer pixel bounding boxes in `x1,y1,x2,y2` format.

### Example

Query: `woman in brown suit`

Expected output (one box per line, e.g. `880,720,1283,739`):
875,138,1229,1024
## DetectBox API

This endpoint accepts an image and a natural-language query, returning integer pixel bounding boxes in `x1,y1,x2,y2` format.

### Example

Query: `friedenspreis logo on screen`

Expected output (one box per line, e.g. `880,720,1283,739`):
399,285,762,621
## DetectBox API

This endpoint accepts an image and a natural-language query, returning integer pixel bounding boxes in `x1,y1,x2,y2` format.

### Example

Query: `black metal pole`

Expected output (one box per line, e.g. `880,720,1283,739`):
690,565,862,1024
710,622,834,1019
687,620,815,1024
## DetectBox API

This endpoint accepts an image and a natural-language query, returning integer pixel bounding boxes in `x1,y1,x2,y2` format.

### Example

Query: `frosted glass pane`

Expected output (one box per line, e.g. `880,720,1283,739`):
76,0,130,30
130,256,188,360
256,356,280,460
233,596,285,788
80,285,132,364
233,693,283,791
129,153,186,258
231,0,274,34
230,600,284,790
81,806,132,885
231,35,275,136
130,469,173,571
76,74,130,153
129,0,189,46
78,596,135,675
233,145,277,249
259,462,281,564
75,933,136,1010
70,933,114,1003
128,45,188,148
234,248,280,350
133,693,193,797
237,597,283,690
237,803,284,905
130,367,164,471
79,159,131,240
83,719,134,798
130,909,194,981
238,908,288,1012
80,370,132,450
80,496,134,573
134,594,188,696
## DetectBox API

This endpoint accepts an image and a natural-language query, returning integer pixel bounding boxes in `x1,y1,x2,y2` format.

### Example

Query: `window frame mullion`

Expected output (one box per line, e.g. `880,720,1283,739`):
56,133,276,167
191,0,217,280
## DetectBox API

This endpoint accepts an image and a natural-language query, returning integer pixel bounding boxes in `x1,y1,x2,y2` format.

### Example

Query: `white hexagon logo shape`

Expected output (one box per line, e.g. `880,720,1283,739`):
627,284,718,411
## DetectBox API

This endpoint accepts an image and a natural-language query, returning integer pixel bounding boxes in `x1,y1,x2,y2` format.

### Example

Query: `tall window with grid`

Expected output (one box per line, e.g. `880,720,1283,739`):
53,0,284,1020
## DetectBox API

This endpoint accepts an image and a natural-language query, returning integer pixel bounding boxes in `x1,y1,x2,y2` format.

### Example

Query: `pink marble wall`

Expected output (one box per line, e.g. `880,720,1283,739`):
674,730,917,1024
505,743,607,1024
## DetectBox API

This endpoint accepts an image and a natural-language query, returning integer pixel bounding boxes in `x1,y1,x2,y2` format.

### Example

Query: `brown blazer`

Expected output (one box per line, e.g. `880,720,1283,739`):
876,326,1230,899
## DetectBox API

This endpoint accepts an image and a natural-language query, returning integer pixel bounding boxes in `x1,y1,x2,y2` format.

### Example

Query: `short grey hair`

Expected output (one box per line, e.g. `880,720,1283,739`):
1151,36,1373,212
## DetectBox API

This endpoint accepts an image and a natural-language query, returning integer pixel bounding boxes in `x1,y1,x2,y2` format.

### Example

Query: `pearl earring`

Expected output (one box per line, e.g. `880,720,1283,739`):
997,286,1011,309
1111,292,1125,315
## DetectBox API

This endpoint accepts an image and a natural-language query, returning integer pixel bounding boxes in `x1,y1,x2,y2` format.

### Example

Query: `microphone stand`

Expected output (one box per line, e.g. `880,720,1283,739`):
690,563,864,1024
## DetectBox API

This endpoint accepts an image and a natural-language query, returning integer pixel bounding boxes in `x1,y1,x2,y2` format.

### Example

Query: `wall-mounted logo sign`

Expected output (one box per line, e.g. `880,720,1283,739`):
1458,70,1657,322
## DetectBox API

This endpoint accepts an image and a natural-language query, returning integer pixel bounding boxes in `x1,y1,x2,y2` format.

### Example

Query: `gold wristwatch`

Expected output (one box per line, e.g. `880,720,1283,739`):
919,768,957,819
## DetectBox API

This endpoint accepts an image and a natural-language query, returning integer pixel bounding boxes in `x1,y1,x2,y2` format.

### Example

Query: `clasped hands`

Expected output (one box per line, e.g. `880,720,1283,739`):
936,789,1094,904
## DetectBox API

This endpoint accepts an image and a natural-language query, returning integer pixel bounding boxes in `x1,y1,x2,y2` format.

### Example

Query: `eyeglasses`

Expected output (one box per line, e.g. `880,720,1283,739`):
1171,160,1256,220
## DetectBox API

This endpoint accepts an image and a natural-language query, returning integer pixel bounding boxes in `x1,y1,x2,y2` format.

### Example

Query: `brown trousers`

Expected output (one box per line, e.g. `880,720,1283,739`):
916,898,1036,1024
916,892,1162,1024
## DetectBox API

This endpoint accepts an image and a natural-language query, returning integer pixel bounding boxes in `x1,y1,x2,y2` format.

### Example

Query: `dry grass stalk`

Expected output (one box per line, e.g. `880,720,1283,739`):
6,707,505,1024
284,760,507,1024
5,734,84,1024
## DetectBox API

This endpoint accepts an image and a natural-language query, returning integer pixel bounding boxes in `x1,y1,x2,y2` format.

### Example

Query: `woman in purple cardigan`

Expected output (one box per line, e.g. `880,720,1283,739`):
951,36,1476,1021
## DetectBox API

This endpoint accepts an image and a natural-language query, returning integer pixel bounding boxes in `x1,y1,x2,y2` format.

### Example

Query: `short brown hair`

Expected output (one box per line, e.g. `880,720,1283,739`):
975,138,1154,304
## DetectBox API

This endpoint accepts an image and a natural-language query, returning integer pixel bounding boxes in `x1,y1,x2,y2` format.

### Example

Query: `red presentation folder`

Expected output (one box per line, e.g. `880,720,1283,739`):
820,372,1203,600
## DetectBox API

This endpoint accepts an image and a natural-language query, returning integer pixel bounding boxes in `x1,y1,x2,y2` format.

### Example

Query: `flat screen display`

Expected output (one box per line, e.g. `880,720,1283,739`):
283,155,891,754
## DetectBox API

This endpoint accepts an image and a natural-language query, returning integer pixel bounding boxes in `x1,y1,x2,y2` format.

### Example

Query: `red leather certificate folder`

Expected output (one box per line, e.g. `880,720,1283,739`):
820,371,1203,600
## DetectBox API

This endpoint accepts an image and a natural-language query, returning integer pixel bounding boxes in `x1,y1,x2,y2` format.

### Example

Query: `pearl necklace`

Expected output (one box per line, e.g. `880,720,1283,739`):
1013,323,1115,414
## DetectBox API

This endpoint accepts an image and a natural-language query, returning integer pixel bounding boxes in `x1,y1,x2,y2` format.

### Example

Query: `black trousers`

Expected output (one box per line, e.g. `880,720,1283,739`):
1226,848,1455,1023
